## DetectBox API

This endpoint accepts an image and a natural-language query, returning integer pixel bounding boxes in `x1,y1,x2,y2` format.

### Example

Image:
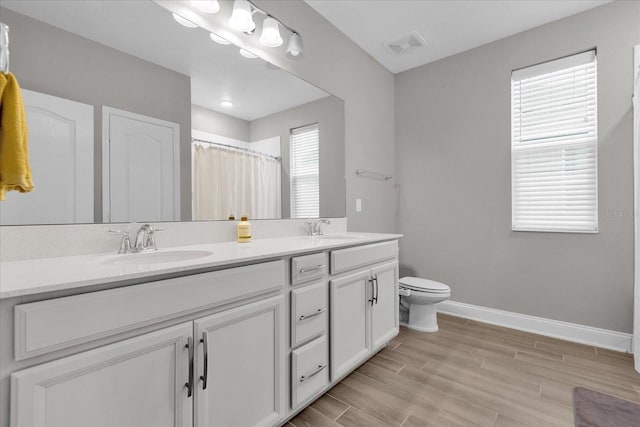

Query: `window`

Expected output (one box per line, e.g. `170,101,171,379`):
290,123,319,218
511,50,597,233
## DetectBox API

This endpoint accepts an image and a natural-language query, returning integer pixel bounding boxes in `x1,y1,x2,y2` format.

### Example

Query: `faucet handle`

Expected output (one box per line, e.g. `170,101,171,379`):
146,226,165,251
107,229,132,254
304,221,314,236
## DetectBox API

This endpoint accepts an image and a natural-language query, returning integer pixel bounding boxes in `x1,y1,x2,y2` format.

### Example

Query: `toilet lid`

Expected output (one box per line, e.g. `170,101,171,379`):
399,277,450,293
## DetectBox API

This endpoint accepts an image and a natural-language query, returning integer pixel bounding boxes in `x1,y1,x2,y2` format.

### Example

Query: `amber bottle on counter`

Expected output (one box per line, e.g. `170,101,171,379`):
237,216,251,243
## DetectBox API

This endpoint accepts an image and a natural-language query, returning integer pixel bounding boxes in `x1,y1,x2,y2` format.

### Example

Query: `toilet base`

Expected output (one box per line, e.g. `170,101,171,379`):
405,301,440,332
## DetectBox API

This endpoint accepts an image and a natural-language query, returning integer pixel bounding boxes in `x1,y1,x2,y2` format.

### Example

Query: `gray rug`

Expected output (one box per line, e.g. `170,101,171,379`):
573,387,640,427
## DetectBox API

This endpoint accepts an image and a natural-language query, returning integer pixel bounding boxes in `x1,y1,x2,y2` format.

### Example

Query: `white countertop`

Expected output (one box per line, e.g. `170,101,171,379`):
0,233,401,299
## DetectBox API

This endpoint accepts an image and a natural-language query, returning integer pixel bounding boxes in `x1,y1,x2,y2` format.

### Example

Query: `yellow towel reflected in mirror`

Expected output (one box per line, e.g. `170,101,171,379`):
0,72,33,200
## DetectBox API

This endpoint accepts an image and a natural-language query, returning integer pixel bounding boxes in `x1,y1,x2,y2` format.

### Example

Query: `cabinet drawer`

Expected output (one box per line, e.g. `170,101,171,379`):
291,335,329,409
291,252,327,285
291,282,327,347
15,260,285,360
330,241,398,275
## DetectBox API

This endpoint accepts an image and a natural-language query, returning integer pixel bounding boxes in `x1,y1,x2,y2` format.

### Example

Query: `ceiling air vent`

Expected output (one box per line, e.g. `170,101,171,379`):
383,31,427,55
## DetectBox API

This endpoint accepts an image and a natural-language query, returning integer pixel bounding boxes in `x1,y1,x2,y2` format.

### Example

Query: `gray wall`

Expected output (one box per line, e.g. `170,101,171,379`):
192,105,250,141
395,1,640,333
1,8,192,221
250,96,346,218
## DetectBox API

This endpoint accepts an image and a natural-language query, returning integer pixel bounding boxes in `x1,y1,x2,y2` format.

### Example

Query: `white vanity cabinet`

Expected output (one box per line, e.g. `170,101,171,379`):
329,241,399,380
9,262,286,427
289,253,330,411
194,295,285,427
3,234,402,427
11,323,193,427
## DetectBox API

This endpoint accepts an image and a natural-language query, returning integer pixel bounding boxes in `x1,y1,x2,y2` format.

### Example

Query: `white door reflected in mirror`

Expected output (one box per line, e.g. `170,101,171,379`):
0,90,93,225
103,107,180,223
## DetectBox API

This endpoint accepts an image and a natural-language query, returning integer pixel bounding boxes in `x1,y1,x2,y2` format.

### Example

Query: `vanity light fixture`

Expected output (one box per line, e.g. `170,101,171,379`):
239,48,258,59
210,32,231,45
286,32,303,58
172,12,198,28
220,100,233,107
189,0,220,14
229,0,255,33
179,0,304,59
259,16,283,48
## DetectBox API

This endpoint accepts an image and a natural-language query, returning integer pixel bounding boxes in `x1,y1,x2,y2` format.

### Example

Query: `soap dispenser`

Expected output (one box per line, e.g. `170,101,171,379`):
237,216,251,243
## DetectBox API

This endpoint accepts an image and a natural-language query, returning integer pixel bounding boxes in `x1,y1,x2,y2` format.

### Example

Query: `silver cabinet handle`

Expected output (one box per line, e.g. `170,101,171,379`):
374,275,379,305
185,337,194,398
299,264,325,274
199,332,208,390
298,308,326,322
368,278,375,306
300,364,327,383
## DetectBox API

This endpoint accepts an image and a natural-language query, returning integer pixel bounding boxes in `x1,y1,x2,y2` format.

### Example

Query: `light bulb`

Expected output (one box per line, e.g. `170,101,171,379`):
259,17,283,48
172,13,198,28
210,32,231,45
239,48,258,59
286,33,304,58
221,100,233,107
229,0,255,33
190,0,220,14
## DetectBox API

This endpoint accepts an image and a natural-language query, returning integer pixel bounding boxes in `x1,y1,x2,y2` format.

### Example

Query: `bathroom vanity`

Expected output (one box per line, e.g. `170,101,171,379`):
0,233,401,427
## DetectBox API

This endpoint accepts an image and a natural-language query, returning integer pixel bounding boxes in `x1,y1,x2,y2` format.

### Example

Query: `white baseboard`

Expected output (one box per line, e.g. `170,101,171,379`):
437,300,633,353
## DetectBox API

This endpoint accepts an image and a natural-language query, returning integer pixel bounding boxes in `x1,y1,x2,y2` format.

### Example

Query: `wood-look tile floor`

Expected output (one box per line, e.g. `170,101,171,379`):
289,314,640,427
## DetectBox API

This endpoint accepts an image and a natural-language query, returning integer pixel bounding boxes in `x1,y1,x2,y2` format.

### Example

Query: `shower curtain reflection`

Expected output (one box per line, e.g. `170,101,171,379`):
193,143,281,220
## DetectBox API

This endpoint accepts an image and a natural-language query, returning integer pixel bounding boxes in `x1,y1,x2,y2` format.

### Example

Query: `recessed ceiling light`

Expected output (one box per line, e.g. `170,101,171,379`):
190,0,220,14
239,48,258,59
210,32,231,45
221,100,233,107
172,13,198,28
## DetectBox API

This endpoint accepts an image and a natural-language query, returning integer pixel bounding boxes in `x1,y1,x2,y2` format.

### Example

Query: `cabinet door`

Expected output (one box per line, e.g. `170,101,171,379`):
194,295,285,427
11,323,192,427
370,261,400,350
329,269,371,380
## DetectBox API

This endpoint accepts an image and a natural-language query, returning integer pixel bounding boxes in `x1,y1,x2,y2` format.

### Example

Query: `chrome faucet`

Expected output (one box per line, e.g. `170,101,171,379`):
304,219,331,236
315,219,331,236
133,224,162,252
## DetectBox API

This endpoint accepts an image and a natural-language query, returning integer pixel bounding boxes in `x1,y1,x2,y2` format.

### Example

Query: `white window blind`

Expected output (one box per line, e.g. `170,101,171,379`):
290,123,319,218
511,50,598,233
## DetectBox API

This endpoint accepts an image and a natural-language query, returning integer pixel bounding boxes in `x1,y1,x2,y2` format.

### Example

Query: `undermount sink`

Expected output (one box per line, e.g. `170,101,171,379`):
315,234,364,240
101,250,214,266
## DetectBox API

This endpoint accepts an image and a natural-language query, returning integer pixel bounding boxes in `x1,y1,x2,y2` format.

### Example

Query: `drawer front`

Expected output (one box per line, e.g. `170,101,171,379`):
291,335,329,409
15,260,285,360
291,252,327,285
291,282,328,348
330,240,398,275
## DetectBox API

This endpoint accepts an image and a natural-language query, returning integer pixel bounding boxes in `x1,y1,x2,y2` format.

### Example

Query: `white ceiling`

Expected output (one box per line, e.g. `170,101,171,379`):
305,0,610,74
2,0,328,121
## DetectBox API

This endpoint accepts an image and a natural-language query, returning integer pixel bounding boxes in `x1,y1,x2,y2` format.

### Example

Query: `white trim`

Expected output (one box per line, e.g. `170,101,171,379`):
438,300,632,353
102,106,181,222
633,44,640,371
512,50,596,81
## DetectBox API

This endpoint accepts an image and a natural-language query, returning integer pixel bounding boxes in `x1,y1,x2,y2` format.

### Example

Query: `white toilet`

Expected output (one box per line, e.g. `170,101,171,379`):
399,276,450,332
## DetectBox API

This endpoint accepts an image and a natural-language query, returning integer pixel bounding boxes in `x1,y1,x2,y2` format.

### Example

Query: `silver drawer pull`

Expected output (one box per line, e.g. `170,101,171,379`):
299,308,326,322
299,264,325,274
300,364,327,383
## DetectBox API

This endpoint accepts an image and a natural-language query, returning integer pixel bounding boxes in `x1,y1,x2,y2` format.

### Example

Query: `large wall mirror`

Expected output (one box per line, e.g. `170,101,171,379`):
0,0,346,225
